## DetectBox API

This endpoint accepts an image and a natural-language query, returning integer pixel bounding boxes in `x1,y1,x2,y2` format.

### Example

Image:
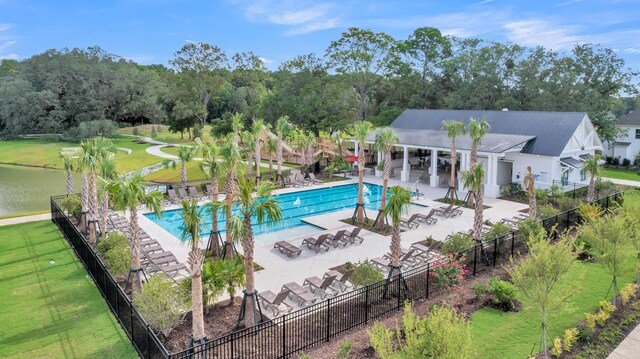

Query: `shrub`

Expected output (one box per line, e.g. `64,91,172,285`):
548,185,564,200
563,327,578,352
595,179,614,192
576,323,593,341
636,151,640,166
621,283,638,306
442,232,474,256
605,156,613,165
622,158,631,167
551,337,562,357
133,276,188,337
612,157,620,165
59,195,82,221
595,310,609,326
350,259,385,288
132,126,140,136
472,283,487,299
517,218,546,247
600,300,616,316
538,204,559,220
584,312,597,330
64,119,118,140
574,234,593,255
338,340,353,358
192,126,202,139
534,188,549,202
577,203,603,224
487,276,518,310
556,196,579,212
150,126,159,139
484,222,512,242
430,254,469,292
96,232,131,277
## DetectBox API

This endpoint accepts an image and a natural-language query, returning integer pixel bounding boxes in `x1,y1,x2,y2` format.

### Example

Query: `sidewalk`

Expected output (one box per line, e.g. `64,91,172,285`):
0,213,51,227
607,323,640,359
603,177,640,187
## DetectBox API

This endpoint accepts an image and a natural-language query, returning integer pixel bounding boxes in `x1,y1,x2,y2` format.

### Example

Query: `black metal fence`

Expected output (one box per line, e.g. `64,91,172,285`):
51,191,624,359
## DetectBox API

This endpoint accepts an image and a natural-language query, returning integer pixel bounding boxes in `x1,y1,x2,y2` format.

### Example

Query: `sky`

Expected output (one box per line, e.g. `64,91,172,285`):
1,0,639,70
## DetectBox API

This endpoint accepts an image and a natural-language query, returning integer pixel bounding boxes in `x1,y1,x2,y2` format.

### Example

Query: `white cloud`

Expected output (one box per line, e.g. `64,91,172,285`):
240,1,341,35
259,56,273,63
285,17,340,35
0,53,18,60
475,0,494,4
0,23,13,32
184,39,195,44
0,40,15,50
555,0,582,6
504,19,584,50
624,47,640,54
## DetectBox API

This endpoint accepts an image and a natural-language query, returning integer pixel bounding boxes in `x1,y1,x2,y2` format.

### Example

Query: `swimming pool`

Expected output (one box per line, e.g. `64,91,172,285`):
144,183,402,240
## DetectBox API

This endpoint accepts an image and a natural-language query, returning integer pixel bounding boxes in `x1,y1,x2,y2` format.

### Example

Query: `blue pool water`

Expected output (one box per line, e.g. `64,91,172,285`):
144,183,395,240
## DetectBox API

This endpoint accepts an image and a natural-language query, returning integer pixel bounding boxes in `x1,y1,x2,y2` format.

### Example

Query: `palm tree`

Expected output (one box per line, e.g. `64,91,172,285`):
214,177,283,328
584,154,602,203
78,137,114,245
461,164,485,243
374,128,399,231
242,131,256,178
179,199,206,342
60,153,77,195
252,119,266,183
266,137,277,181
298,132,309,173
524,166,537,218
306,133,317,174
196,139,221,258
105,173,163,295
275,115,293,187
442,120,466,202
383,186,412,280
177,146,196,189
467,118,490,206
231,113,244,145
219,139,244,259
353,121,374,225
97,152,118,241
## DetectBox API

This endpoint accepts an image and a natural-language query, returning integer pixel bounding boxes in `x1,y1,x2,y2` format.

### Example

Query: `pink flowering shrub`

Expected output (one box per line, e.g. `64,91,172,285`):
429,254,469,292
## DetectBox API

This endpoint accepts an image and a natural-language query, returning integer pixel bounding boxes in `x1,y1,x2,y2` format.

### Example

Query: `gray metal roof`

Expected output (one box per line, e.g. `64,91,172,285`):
579,154,592,160
561,157,583,168
390,109,588,156
613,142,631,147
367,128,534,154
618,111,640,126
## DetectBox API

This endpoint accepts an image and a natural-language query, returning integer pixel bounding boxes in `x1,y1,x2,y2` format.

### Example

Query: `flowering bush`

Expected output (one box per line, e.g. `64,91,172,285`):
429,254,469,292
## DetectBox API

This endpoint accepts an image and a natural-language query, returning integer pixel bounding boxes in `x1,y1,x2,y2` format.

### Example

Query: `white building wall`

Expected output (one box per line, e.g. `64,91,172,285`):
603,126,640,162
504,153,555,189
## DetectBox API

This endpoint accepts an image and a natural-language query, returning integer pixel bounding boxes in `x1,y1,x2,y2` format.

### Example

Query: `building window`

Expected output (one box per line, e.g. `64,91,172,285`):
561,170,569,186
635,129,640,139
580,168,586,181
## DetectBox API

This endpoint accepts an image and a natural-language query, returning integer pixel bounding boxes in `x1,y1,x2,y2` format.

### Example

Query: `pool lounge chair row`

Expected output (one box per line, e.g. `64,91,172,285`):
286,173,322,188
371,241,440,271
434,204,463,218
400,209,438,230
274,228,365,257
258,269,355,316
166,186,205,204
499,212,530,228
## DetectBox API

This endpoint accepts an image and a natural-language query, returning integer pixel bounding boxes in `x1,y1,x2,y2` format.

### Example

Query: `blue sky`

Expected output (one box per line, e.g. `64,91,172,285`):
1,0,639,70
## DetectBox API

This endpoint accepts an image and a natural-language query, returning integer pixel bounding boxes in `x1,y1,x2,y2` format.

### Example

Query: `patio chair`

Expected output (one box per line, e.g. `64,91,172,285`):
499,217,519,228
308,173,323,184
167,189,180,204
302,234,331,253
188,186,203,200
449,205,463,217
282,282,317,307
410,242,438,263
344,227,364,245
372,248,418,270
327,230,349,248
177,187,190,200
205,184,214,198
286,175,303,188
324,269,355,292
400,213,421,229
259,289,293,317
295,173,312,186
416,209,438,225
303,275,339,299
433,204,453,217
274,241,302,257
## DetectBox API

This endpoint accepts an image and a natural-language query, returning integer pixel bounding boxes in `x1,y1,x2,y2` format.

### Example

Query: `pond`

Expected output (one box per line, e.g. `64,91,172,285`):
0,164,81,216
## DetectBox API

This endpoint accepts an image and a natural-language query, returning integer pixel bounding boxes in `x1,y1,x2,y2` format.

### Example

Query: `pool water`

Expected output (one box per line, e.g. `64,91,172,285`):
144,183,399,240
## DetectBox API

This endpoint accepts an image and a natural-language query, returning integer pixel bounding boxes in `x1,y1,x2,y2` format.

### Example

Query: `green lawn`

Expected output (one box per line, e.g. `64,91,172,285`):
470,190,640,358
0,221,137,358
602,167,640,182
116,124,215,144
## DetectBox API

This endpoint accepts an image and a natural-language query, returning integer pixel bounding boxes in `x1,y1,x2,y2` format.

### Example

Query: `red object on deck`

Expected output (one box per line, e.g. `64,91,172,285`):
345,155,359,162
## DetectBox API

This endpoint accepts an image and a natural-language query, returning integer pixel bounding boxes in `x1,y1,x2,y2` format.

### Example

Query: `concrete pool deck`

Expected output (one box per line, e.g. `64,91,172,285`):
135,174,528,305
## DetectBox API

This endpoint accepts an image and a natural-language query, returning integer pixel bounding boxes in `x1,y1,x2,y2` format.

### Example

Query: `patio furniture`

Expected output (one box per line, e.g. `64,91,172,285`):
410,242,438,263
167,189,180,204
286,175,303,188
188,186,203,200
344,227,364,245
205,184,214,198
434,204,462,218
303,275,339,299
302,234,330,253
177,187,190,200
282,282,317,307
327,230,349,248
308,173,323,184
259,289,293,317
372,248,418,270
295,173,312,186
274,241,302,257
400,214,421,229
324,269,355,292
416,209,438,225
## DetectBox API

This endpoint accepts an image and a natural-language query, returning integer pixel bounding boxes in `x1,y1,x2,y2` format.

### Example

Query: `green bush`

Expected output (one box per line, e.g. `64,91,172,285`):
556,196,579,212
349,259,385,288
534,188,549,202
472,283,487,299
517,218,546,247
538,204,559,220
595,179,614,192
487,276,518,310
133,276,188,337
338,340,353,358
563,328,578,352
150,126,159,139
622,158,631,167
96,232,131,277
64,119,118,140
576,323,593,341
548,185,564,200
132,126,140,136
442,232,474,256
484,222,512,241
60,195,82,221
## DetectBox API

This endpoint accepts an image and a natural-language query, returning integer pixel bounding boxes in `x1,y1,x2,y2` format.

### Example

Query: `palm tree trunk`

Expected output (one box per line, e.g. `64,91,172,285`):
450,140,457,201
255,140,261,183
277,138,283,187
588,175,596,203
190,245,205,339
181,160,187,189
81,173,88,229
468,143,478,206
224,179,234,260
390,223,401,277
129,206,142,295
356,146,365,224
100,192,108,240
474,185,484,242
269,156,273,180
378,151,392,231
210,176,220,258
243,217,256,327
88,171,97,245
247,152,254,178
66,169,73,195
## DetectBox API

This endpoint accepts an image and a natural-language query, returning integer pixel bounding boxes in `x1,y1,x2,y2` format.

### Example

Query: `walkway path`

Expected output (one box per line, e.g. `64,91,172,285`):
0,213,51,227
607,323,640,359
603,177,640,188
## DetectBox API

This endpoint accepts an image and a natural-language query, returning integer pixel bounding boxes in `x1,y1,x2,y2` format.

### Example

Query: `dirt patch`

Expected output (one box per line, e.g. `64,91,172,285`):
339,218,398,236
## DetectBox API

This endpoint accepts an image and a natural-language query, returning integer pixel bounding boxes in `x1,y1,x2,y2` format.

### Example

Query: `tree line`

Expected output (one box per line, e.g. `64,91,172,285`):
0,27,638,143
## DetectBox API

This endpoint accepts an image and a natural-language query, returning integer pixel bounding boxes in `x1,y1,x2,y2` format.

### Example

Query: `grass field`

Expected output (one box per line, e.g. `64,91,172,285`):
0,221,136,358
602,167,640,182
0,210,49,220
116,124,215,144
470,189,640,358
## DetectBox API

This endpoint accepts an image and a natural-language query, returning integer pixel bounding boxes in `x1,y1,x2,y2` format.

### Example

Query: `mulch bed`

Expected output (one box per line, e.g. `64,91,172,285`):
339,218,397,236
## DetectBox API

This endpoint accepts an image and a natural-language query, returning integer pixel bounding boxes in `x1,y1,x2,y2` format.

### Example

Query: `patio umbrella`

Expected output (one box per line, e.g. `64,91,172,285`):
345,155,359,162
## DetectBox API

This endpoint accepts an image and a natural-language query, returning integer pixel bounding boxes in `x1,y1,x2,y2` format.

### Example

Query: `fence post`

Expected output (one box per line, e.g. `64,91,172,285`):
365,286,369,324
493,237,498,267
566,210,570,229
473,245,477,276
426,263,430,298
282,314,286,358
511,232,515,257
606,195,610,209
147,325,151,359
397,271,402,310
326,299,331,342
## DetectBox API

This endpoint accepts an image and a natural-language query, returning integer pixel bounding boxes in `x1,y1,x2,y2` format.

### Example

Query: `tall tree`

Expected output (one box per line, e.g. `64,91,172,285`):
219,139,244,260
326,27,397,121
461,164,485,243
275,115,293,187
383,186,412,279
524,166,537,218
266,137,278,181
353,121,374,224
97,152,118,240
196,139,221,258
105,173,164,295
374,127,399,231
231,112,244,145
177,145,197,188
60,153,77,195
467,118,490,206
242,131,255,178
179,199,206,342
584,154,602,203
442,120,466,202
252,119,266,182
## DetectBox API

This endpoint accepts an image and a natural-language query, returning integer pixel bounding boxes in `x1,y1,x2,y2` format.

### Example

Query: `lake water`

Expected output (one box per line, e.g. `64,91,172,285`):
0,164,81,216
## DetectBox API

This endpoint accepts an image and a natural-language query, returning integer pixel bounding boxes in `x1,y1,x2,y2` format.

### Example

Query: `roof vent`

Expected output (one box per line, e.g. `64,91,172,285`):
502,108,509,111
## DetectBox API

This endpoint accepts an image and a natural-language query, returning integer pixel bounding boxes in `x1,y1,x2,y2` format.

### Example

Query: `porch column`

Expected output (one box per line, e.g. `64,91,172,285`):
430,148,439,188
485,154,500,198
401,146,410,182
377,150,383,163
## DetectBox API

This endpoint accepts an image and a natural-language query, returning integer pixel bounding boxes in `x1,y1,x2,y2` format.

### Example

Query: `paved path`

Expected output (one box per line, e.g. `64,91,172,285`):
603,177,640,188
0,213,51,227
607,323,640,359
